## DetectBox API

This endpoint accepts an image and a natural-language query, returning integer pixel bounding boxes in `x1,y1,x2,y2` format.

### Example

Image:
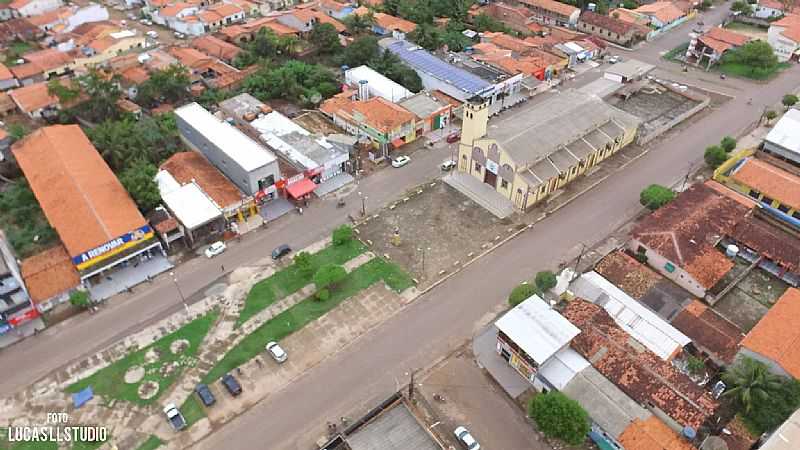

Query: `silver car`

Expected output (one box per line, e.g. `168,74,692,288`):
266,341,288,363
454,426,480,450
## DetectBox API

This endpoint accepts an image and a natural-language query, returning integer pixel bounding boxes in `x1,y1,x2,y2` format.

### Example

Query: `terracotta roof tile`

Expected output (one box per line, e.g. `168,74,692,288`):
159,2,194,17
373,12,417,33
619,416,695,450
595,251,662,299
632,183,747,289
8,82,58,114
580,11,648,36
732,157,800,211
563,298,719,429
191,35,241,61
20,245,79,304
0,63,13,81
610,8,651,26
518,0,579,17
634,2,685,24
121,66,150,84
160,152,244,209
740,287,800,379
729,214,800,273
168,46,213,69
322,96,415,133
671,300,743,364
9,62,44,80
11,125,147,259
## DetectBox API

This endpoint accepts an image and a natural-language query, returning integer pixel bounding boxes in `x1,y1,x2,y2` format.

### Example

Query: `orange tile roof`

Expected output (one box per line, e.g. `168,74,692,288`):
322,96,415,133
11,125,147,259
732,157,800,210
10,63,43,81
8,82,58,114
159,2,195,17
672,300,743,364
699,27,750,54
373,12,417,33
595,250,662,299
610,7,651,25
160,152,243,208
619,417,696,450
116,98,141,113
209,2,243,17
518,0,579,17
168,46,213,69
191,35,241,61
741,287,800,379
199,10,223,23
0,63,13,81
704,180,757,208
23,48,73,71
20,245,79,304
773,14,800,43
121,66,150,84
634,1,685,24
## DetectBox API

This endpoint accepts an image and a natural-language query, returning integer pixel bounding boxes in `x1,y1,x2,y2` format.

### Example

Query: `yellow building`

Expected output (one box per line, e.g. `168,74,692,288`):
455,90,640,211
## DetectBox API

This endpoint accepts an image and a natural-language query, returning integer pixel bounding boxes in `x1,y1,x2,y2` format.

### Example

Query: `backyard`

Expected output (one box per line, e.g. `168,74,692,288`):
65,312,218,405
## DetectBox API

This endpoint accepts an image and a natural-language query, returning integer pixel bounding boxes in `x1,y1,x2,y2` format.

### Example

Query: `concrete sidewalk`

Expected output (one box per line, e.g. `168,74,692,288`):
473,326,531,399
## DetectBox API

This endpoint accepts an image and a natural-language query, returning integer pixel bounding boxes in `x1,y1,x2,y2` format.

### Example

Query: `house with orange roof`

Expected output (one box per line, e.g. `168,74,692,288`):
738,287,800,379
633,1,687,29
8,81,60,118
20,245,80,313
720,155,800,218
217,16,299,44
151,2,205,36
474,2,541,34
370,12,416,37
610,7,652,27
514,0,580,27
318,0,355,20
8,0,63,18
320,90,416,154
63,24,146,71
688,26,750,68
578,11,649,47
191,34,242,63
618,416,696,450
768,14,800,61
0,63,18,91
197,2,245,32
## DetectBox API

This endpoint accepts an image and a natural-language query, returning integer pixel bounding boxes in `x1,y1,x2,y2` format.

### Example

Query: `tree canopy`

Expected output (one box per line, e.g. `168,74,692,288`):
313,263,348,291
310,22,342,55
340,37,423,92
535,270,557,292
704,145,728,168
0,181,58,257
639,184,675,210
720,136,737,152
723,40,779,73
118,160,161,214
332,225,354,246
242,61,339,106
87,113,181,172
136,65,191,109
508,283,539,307
782,94,798,108
529,392,590,446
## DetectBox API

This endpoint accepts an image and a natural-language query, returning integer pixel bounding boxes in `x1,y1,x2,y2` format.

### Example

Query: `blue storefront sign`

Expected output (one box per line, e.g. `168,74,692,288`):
71,225,153,269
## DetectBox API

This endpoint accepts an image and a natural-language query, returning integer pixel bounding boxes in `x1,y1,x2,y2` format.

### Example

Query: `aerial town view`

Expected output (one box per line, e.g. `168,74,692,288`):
0,0,798,447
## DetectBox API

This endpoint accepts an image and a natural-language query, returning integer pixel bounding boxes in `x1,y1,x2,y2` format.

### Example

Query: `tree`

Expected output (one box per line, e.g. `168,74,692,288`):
535,270,557,292
340,36,380,67
136,65,190,108
731,0,753,14
508,283,539,307
720,136,737,152
243,61,339,106
0,181,58,257
75,69,123,122
764,109,778,124
699,0,712,10
782,94,798,108
88,114,181,172
704,145,728,168
528,392,590,445
742,378,800,435
118,160,160,213
472,13,509,33
722,40,779,74
7,123,28,141
621,0,639,8
343,11,374,35
369,49,423,92
69,290,91,309
723,357,784,414
313,263,347,291
332,224,354,246
686,355,706,376
294,251,314,277
47,79,80,104
310,22,342,55
640,184,675,210
409,23,443,50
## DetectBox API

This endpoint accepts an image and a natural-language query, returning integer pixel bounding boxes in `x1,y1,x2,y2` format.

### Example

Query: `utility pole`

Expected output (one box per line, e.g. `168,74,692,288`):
572,243,588,281
681,162,694,191
408,369,416,399
170,271,189,314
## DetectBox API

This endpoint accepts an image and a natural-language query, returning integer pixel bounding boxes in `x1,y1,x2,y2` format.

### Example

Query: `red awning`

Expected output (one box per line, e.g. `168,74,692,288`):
285,178,317,199
391,137,405,148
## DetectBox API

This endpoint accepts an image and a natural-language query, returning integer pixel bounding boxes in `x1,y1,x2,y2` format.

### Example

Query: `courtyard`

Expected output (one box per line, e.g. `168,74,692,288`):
712,257,789,332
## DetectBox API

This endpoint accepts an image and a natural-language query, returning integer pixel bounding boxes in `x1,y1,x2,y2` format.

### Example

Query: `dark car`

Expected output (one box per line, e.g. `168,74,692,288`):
446,132,460,143
272,244,292,260
221,373,242,397
195,383,216,407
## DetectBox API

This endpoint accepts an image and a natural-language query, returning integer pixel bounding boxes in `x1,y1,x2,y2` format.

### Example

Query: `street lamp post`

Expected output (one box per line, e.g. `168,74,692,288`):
169,271,189,314
419,247,431,276
358,192,367,216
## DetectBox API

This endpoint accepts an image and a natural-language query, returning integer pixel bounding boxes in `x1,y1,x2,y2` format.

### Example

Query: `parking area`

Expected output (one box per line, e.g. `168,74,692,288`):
417,351,550,450
355,180,526,284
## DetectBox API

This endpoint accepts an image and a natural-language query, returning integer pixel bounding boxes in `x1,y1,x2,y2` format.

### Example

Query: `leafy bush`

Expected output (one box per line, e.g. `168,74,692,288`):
704,145,728,168
313,264,347,291
69,290,91,309
293,251,314,277
528,392,590,445
720,136,737,152
332,225,354,246
639,184,675,210
783,94,798,108
535,270,557,292
316,288,330,301
508,283,539,307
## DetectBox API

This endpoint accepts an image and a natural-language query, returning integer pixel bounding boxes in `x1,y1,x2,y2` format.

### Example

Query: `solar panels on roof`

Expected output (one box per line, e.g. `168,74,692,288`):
384,39,492,96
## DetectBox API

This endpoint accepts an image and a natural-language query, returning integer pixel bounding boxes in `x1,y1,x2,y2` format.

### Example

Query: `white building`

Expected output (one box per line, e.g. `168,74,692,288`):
570,271,691,360
755,0,792,19
155,171,224,248
763,108,800,165
8,0,63,17
768,14,800,62
344,65,413,103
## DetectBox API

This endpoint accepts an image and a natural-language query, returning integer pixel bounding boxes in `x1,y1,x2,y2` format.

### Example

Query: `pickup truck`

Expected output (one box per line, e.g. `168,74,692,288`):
163,403,187,431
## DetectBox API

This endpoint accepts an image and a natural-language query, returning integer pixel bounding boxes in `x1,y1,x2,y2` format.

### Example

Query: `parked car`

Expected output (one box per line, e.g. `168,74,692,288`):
272,244,291,260
265,341,288,363
205,241,226,258
608,55,622,64
441,159,456,171
391,155,411,168
446,132,460,143
163,404,187,431
195,383,216,407
221,373,242,396
454,426,480,450
146,30,159,39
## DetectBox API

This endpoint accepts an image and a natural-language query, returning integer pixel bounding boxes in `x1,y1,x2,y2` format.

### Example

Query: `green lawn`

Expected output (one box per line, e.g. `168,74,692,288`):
66,312,218,406
204,257,412,383
3,41,34,64
236,239,366,326
180,395,206,428
718,61,791,80
134,435,164,450
663,42,689,62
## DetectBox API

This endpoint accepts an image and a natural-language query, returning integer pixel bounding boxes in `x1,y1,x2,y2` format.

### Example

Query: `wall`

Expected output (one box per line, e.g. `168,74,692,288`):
768,24,799,62
65,4,109,33
627,239,707,297
635,87,710,145
15,0,63,17
736,348,792,379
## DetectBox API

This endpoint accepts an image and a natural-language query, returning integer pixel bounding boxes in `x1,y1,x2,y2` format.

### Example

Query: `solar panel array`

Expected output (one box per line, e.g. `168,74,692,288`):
386,40,492,96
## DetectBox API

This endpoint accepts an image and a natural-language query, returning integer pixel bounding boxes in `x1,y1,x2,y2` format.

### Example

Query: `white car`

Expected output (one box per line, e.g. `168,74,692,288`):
391,155,411,168
454,426,480,450
441,159,456,171
204,241,226,258
146,30,158,38
265,341,288,363
608,55,622,64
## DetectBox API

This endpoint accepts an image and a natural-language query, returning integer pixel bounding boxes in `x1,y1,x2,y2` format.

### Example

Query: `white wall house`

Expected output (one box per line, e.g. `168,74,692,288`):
768,15,800,62
9,0,63,17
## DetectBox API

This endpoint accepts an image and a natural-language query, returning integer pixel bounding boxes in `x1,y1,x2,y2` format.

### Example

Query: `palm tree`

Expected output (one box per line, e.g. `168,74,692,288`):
722,357,784,413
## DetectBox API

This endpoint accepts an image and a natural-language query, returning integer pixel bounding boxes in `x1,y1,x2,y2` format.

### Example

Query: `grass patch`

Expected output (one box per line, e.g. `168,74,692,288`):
204,257,412,383
717,61,790,80
180,395,206,428
134,435,164,450
66,312,217,406
663,42,689,62
236,239,366,326
3,41,34,65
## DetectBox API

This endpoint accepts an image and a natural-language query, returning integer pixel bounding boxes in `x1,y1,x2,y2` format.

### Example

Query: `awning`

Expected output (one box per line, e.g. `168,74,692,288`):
391,137,405,148
285,178,317,199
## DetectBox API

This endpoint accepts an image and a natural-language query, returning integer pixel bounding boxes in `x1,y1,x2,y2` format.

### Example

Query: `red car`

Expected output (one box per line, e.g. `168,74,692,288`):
446,132,460,143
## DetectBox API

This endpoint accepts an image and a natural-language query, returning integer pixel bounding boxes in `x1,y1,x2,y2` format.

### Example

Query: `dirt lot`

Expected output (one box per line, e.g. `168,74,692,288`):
418,351,551,450
355,181,526,284
293,111,343,135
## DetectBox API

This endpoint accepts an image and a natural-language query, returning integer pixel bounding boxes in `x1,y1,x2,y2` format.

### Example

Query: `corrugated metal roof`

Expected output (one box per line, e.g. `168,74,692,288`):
766,108,800,155
344,65,413,103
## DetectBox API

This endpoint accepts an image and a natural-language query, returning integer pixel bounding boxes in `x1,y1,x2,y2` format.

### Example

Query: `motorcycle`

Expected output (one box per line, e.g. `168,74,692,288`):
337,198,346,208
